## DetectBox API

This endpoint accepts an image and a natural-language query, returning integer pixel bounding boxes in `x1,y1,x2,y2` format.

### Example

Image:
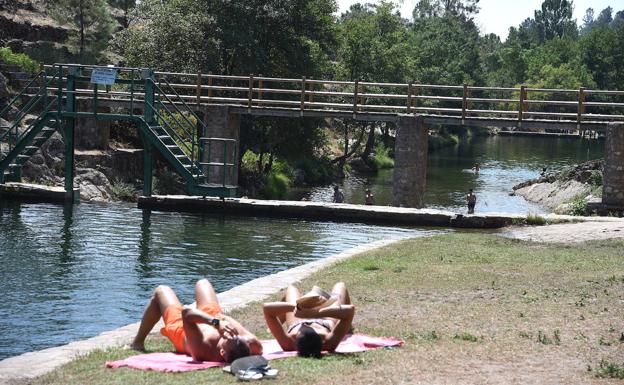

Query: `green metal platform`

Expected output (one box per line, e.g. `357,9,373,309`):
0,64,238,200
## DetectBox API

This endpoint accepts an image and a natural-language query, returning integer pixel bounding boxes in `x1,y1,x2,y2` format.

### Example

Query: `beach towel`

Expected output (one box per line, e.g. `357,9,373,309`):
106,334,403,372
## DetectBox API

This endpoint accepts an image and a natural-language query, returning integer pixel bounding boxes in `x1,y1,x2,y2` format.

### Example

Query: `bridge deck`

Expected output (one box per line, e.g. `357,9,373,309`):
37,64,624,131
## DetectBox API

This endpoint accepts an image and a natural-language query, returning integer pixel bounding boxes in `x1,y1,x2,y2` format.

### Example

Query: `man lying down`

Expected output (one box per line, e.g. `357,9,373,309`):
130,278,262,362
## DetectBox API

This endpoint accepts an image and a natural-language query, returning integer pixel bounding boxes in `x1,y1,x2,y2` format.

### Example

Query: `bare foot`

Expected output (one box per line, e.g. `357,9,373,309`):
124,342,146,352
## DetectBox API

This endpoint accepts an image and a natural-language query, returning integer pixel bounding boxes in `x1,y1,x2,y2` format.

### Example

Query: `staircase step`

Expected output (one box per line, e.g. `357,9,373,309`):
8,164,21,168
25,146,39,151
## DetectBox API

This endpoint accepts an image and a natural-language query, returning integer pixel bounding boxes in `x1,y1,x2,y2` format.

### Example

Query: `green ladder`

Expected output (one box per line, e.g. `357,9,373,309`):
0,64,238,200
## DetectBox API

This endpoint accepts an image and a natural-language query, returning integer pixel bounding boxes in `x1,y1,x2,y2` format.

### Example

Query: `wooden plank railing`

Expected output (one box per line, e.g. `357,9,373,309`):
41,65,624,124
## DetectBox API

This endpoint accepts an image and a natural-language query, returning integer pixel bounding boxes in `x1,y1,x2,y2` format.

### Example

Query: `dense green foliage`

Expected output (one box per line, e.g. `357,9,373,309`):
31,0,624,195
0,47,39,73
50,0,115,62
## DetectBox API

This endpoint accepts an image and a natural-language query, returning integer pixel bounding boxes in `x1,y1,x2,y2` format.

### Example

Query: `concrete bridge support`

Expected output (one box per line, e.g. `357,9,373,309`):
393,115,428,208
602,122,624,207
200,106,240,186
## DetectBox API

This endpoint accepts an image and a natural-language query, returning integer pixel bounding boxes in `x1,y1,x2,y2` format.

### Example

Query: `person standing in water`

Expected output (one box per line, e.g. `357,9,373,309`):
364,189,375,205
467,188,477,214
332,185,344,203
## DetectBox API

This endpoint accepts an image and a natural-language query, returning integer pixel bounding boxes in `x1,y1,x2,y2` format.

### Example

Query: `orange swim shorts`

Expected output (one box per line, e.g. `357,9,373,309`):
160,303,223,353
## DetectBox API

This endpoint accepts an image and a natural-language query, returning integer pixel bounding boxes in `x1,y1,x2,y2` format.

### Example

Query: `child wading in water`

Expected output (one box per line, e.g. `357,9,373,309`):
467,189,477,214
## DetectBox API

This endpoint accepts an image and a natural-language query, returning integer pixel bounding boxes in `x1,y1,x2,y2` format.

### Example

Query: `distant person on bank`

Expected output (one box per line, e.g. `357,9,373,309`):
467,188,477,214
263,283,355,358
130,279,262,362
364,188,375,205
332,185,344,203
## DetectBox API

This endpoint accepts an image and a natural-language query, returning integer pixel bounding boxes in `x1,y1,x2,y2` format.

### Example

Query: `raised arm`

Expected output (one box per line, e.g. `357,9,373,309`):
295,305,355,351
263,302,297,351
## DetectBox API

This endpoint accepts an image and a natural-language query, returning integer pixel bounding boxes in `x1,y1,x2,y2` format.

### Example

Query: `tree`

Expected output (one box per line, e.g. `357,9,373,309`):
51,0,114,63
107,0,136,29
534,0,577,42
412,0,479,20
112,0,218,72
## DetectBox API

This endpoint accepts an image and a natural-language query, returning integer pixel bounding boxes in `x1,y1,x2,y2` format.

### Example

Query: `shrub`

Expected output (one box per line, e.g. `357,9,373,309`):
260,171,291,199
370,143,394,169
294,155,334,185
568,195,588,216
111,180,135,202
589,170,602,187
526,214,547,225
0,47,40,73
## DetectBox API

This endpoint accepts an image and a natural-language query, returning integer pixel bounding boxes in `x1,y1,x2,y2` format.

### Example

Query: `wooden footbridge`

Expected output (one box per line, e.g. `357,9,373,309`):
1,63,624,206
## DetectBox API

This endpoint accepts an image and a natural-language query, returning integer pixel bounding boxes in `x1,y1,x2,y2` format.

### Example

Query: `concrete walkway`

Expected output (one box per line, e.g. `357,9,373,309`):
0,237,409,384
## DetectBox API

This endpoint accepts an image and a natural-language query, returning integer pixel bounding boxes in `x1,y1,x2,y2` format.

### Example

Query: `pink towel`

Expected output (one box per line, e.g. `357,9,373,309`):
106,334,403,372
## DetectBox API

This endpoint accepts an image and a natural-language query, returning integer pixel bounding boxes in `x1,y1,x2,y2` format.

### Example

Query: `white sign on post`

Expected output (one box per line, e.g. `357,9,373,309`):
90,68,118,85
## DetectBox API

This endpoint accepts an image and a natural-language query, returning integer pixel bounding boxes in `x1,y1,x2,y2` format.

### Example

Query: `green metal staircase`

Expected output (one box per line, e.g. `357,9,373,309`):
0,64,238,199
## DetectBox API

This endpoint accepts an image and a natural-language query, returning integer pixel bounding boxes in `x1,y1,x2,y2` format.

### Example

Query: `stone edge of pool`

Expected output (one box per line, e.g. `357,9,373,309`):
0,237,417,383
137,195,619,228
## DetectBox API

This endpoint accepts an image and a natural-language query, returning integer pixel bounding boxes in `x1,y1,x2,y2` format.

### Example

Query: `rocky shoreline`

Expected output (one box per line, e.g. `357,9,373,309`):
511,160,602,214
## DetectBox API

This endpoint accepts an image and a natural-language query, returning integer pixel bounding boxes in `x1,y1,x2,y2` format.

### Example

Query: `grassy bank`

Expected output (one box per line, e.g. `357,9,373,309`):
24,234,624,385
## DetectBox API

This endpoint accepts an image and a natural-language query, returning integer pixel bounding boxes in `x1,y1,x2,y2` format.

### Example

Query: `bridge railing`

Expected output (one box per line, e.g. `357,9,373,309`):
39,65,624,125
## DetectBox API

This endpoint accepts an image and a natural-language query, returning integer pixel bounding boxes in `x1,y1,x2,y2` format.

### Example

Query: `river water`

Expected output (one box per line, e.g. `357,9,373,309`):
0,201,434,360
291,135,604,213
0,135,604,360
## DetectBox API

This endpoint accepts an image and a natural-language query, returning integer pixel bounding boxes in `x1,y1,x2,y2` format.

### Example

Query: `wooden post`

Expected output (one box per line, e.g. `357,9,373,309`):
413,85,419,109
577,87,585,133
353,79,359,116
519,85,526,126
207,72,213,104
258,75,263,107
308,82,314,104
196,71,202,107
300,76,306,115
407,83,413,114
248,74,253,109
462,84,468,122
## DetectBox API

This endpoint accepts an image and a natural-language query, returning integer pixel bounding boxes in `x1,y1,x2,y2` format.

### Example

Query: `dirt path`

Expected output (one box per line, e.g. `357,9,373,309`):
500,219,624,243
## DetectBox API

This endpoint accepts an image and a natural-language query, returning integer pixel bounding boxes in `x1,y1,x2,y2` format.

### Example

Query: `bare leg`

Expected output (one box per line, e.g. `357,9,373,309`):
331,282,353,332
131,285,181,350
195,278,219,308
283,285,301,326
182,279,221,360
331,282,351,306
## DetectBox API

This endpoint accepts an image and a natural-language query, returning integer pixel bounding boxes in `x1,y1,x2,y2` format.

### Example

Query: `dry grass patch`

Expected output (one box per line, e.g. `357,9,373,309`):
19,234,624,385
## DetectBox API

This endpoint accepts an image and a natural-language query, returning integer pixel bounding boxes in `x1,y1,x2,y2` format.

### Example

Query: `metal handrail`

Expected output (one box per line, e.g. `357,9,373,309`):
0,71,46,117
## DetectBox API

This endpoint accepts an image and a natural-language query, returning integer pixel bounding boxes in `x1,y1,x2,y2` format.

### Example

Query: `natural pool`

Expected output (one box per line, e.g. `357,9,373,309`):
291,135,604,213
0,200,436,360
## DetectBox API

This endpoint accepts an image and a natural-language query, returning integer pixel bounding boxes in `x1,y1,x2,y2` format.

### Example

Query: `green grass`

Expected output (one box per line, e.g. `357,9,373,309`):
594,360,624,379
25,234,624,385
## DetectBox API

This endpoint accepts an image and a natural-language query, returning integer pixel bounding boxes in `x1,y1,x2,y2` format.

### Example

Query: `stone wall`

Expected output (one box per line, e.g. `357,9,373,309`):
392,115,428,208
199,105,240,186
602,122,624,206
74,99,111,150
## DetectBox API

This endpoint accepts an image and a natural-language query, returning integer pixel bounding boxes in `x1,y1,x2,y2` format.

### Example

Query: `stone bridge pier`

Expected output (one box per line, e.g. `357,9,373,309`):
199,106,240,186
602,122,624,208
392,115,428,208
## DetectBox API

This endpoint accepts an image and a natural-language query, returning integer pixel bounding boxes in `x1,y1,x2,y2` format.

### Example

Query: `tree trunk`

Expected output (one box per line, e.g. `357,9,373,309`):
79,0,85,59
361,124,376,161
331,124,366,165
